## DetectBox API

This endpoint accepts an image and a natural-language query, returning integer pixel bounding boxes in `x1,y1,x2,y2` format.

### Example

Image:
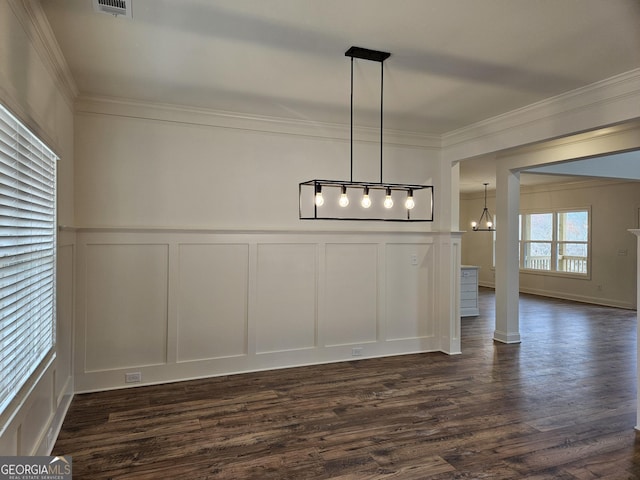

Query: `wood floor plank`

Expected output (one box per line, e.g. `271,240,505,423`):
54,288,639,479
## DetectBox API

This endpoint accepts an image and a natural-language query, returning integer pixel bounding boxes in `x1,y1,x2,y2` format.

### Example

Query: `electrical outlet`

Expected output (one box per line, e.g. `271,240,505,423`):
352,347,363,356
125,372,142,383
410,254,418,266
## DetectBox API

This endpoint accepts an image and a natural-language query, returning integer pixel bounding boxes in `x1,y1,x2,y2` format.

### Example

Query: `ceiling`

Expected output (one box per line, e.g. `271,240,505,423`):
40,0,640,189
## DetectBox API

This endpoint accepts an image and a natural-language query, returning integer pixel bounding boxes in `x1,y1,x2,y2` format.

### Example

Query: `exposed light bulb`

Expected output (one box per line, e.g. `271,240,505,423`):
471,221,478,228
339,186,349,207
405,190,415,210
314,185,324,207
383,188,393,209
486,221,493,229
361,187,371,208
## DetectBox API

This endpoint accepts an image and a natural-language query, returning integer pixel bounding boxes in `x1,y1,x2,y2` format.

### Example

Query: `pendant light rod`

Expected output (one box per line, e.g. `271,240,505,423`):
345,46,391,185
380,59,384,184
350,56,354,182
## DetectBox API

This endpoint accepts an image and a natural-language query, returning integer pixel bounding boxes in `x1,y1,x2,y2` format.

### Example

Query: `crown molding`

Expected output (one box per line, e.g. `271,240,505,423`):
461,177,639,201
494,120,640,158
9,0,78,108
518,177,640,195
75,95,442,149
442,68,640,162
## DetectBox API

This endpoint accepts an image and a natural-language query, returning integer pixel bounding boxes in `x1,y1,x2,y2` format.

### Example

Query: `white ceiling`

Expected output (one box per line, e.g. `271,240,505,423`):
40,0,640,189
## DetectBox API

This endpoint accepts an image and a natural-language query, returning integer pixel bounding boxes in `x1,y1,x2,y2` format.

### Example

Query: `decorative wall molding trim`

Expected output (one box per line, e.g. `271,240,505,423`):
38,381,73,455
72,69,640,162
75,95,442,149
488,120,640,165
76,67,640,160
71,225,462,236
442,68,640,162
461,178,640,201
9,0,78,108
74,229,460,392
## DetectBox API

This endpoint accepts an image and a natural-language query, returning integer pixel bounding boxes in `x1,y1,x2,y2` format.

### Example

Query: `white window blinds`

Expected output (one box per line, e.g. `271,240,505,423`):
0,104,57,416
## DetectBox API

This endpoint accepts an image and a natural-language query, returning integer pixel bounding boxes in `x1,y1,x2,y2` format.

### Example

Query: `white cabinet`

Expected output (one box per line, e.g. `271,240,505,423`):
461,265,480,317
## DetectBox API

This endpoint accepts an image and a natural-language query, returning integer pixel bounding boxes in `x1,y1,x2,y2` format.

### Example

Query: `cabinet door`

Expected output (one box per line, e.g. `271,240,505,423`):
460,267,479,316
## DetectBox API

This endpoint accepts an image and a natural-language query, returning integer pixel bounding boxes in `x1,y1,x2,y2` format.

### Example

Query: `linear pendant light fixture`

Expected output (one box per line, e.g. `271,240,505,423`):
471,183,495,231
299,47,434,222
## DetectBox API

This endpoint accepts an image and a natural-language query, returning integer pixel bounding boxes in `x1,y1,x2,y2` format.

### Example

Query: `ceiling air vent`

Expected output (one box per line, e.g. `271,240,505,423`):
93,0,133,19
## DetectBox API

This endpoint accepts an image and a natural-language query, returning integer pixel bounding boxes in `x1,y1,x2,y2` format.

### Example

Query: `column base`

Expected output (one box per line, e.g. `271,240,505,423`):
493,330,521,344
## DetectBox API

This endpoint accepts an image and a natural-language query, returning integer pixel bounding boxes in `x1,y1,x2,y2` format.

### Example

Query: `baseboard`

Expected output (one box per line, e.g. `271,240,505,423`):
478,282,635,310
518,287,635,310
35,376,74,456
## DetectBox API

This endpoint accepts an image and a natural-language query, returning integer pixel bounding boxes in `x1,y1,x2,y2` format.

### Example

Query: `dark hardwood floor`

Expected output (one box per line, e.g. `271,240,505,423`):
54,289,640,479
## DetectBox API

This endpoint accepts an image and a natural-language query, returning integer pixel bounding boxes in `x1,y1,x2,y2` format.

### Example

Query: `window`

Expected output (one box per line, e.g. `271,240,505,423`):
519,209,589,275
522,213,553,271
556,211,588,273
0,104,57,416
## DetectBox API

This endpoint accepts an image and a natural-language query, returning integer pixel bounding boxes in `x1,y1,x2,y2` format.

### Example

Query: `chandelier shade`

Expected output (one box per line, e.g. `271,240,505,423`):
298,46,434,222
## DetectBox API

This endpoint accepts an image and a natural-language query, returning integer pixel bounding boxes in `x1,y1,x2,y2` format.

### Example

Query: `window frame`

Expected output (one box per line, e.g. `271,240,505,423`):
520,212,554,272
518,207,591,278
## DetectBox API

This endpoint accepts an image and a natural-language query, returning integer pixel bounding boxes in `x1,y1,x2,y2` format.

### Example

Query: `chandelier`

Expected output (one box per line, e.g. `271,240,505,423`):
471,183,495,231
299,47,434,222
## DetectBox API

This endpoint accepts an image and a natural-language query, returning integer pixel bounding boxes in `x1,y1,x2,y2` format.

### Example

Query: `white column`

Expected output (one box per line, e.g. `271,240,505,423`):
436,233,463,355
629,229,640,430
436,153,459,232
494,166,521,344
449,161,460,231
434,156,462,354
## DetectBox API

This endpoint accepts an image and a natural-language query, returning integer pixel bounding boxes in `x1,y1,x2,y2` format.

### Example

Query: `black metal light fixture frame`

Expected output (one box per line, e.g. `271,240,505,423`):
471,183,495,231
299,46,434,222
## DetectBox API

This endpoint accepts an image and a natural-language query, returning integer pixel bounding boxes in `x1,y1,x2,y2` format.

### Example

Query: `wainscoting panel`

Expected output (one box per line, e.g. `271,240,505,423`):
323,243,378,347
177,243,249,362
84,243,169,372
385,243,434,341
19,372,53,454
74,230,459,392
56,243,75,400
255,243,318,354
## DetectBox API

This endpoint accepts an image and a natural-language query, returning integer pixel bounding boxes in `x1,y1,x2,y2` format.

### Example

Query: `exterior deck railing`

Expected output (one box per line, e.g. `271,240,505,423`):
523,255,587,273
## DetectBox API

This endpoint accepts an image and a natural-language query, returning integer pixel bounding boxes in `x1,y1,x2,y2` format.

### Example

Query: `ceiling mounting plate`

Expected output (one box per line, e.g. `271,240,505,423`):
345,46,391,62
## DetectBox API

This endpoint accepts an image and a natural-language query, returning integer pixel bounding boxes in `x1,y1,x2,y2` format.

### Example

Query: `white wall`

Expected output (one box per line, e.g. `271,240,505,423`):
0,1,75,455
461,180,640,309
72,98,462,392
74,99,441,231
